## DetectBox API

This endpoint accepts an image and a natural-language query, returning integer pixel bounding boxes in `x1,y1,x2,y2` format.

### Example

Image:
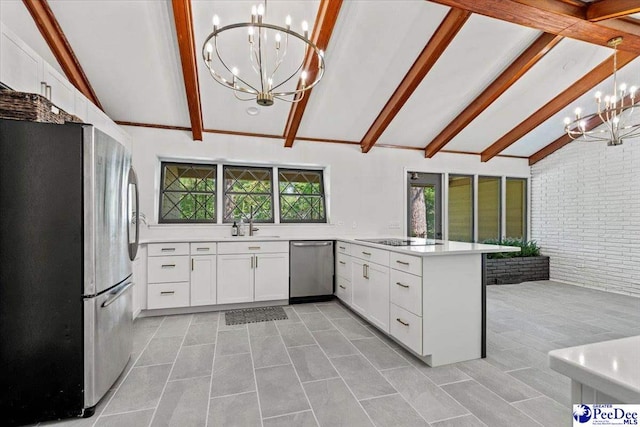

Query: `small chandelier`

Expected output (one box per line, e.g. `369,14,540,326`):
564,37,640,146
202,1,325,107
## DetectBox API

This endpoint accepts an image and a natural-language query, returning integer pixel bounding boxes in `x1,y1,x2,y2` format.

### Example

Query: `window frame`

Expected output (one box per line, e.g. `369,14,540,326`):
222,165,275,224
477,175,502,242
278,168,327,224
158,161,217,224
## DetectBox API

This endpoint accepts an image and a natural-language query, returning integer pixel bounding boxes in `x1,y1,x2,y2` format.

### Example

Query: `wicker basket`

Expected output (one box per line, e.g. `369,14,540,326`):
0,90,83,124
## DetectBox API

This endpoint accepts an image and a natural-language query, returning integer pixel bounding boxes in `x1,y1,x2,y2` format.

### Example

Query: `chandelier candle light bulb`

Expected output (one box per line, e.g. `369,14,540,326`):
563,36,640,146
202,0,325,106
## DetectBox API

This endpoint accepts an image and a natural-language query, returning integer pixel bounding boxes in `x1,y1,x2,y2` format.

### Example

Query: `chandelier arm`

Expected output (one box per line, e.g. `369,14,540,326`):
272,63,325,96
270,59,304,92
269,32,290,82
233,90,257,101
258,24,265,93
249,40,261,77
207,68,256,95
213,36,260,94
274,91,305,103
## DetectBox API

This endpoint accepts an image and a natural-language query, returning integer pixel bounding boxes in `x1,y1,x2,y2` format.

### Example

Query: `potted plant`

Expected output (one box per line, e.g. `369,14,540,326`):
482,238,550,285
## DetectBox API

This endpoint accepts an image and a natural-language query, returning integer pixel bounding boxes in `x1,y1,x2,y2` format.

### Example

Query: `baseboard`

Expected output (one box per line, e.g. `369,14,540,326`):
137,299,289,318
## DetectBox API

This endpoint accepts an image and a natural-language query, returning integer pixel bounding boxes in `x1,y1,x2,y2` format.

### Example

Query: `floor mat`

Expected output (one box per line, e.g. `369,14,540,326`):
224,306,288,325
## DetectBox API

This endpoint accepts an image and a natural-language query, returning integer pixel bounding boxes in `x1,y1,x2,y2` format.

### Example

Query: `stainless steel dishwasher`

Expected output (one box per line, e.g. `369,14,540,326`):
289,241,334,303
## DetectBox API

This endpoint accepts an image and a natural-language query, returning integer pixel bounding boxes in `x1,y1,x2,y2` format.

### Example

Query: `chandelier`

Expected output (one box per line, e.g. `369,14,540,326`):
202,1,325,106
564,37,640,146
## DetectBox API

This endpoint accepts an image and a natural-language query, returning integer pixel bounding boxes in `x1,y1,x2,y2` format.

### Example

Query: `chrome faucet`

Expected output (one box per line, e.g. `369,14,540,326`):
249,205,259,236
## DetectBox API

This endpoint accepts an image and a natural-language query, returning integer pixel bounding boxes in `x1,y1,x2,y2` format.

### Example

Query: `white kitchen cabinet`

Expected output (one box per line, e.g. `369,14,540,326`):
0,24,42,94
217,254,254,304
254,252,289,301
42,62,75,114
351,258,368,316
190,255,216,306
367,262,390,333
132,245,147,317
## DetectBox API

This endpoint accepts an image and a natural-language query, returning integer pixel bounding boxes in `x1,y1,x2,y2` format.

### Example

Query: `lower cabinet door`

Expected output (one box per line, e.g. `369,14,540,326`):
336,276,351,305
390,303,422,354
367,263,390,333
351,258,368,316
217,254,254,304
147,282,189,309
190,255,216,306
254,252,289,301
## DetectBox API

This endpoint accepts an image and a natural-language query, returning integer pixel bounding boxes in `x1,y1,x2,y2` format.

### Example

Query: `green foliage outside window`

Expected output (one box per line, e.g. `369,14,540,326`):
160,163,216,223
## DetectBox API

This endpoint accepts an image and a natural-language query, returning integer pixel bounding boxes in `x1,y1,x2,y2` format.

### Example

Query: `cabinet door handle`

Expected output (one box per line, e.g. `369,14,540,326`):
255,256,258,268
196,247,209,251
192,259,194,271
161,264,175,268
339,261,346,265
160,291,175,295
339,285,346,289
396,260,410,266
396,318,409,327
339,246,346,250
362,264,366,278
161,248,175,252
362,251,372,256
250,256,254,269
396,282,409,288
248,246,261,250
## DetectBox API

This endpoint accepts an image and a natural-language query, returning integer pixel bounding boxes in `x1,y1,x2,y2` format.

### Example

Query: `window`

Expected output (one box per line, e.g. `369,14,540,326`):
478,176,501,242
448,175,473,242
223,166,273,223
159,162,216,223
407,172,441,239
506,178,527,239
278,169,327,223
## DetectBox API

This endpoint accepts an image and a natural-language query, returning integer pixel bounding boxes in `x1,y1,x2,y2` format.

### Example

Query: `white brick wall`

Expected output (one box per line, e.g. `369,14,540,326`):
531,139,640,296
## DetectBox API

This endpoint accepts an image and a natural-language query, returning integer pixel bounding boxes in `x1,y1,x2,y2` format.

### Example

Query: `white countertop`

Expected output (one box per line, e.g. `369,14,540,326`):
139,236,520,257
549,335,640,403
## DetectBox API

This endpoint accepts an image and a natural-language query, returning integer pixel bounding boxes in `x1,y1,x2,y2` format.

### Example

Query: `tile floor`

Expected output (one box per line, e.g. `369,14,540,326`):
38,280,640,427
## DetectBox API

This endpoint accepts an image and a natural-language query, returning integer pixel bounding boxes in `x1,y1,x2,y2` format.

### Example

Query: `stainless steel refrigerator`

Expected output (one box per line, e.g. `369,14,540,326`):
0,119,140,426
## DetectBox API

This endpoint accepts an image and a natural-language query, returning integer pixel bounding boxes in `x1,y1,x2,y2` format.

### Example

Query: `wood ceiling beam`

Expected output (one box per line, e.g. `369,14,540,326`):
22,0,102,109
586,0,640,22
360,8,471,153
427,0,640,54
172,0,203,141
528,93,634,165
480,51,638,162
424,32,562,158
283,0,343,148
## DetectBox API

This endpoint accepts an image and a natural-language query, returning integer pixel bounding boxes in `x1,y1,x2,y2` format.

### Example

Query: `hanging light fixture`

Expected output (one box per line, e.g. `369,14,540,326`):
564,37,640,146
202,1,325,106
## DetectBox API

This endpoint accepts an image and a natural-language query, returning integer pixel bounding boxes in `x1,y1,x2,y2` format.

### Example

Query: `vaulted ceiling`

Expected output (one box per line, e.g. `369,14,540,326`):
2,0,640,165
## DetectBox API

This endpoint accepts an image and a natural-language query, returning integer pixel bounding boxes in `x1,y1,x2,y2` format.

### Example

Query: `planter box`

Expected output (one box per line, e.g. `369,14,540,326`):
484,256,550,285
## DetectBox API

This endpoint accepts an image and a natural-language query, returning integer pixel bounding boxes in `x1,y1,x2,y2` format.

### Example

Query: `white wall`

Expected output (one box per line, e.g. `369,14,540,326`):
126,126,530,241
531,140,640,296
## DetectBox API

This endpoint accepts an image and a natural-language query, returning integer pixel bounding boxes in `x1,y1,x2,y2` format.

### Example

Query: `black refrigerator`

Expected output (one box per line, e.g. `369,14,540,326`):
0,119,140,426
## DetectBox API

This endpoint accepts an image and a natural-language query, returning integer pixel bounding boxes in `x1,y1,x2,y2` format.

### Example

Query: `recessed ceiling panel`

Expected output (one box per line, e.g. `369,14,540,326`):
378,14,540,148
193,0,319,135
445,38,611,153
0,0,64,76
297,1,451,142
47,0,190,126
504,57,640,157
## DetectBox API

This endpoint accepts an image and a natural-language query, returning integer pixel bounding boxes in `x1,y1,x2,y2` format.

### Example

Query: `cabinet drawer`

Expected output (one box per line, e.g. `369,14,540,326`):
190,242,216,255
351,244,389,266
390,303,422,354
336,276,351,305
147,282,189,309
390,269,422,316
148,256,190,283
336,241,351,255
218,241,289,254
336,253,351,279
148,243,189,257
390,252,422,276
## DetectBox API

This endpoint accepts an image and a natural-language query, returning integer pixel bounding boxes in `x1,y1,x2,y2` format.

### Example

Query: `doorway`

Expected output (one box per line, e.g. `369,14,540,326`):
407,172,442,239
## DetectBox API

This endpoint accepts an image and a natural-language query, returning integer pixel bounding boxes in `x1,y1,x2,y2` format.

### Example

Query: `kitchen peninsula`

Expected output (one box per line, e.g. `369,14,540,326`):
135,236,518,367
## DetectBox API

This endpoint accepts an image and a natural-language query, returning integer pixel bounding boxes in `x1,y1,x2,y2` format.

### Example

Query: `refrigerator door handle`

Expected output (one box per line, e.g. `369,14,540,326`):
128,168,140,261
101,281,133,308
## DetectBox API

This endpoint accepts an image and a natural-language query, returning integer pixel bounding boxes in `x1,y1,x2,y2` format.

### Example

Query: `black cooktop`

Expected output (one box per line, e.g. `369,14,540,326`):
356,238,438,246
